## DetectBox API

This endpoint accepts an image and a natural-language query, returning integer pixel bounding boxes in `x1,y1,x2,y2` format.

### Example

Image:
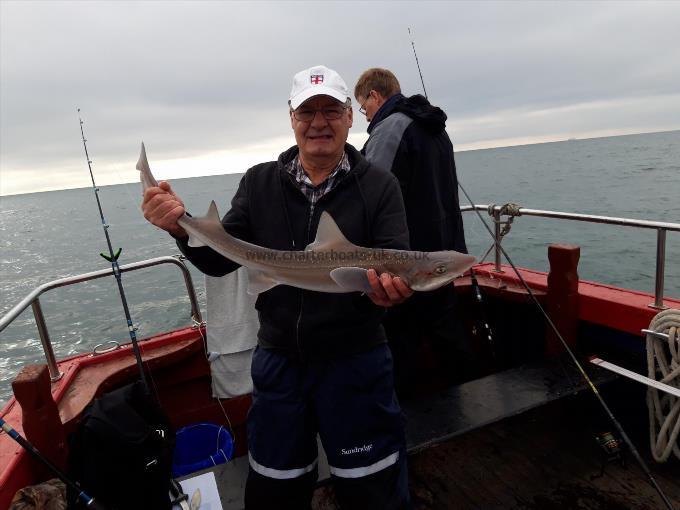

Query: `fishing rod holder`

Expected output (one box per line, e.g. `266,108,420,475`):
485,203,522,272
0,256,202,382
461,204,679,309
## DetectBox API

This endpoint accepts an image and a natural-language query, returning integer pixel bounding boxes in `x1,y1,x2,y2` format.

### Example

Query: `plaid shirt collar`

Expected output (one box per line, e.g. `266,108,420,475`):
286,151,351,205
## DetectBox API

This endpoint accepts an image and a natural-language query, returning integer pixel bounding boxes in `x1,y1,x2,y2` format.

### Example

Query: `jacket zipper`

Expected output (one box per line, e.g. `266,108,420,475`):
295,202,315,359
287,169,354,359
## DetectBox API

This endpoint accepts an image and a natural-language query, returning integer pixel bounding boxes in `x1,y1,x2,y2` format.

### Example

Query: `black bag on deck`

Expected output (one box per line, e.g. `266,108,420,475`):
67,381,175,510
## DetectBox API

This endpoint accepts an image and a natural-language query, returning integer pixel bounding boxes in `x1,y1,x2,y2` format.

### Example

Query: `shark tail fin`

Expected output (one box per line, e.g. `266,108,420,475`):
137,142,159,190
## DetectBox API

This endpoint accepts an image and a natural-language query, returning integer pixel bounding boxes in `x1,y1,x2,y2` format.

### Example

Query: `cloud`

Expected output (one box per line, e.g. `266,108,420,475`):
450,93,680,149
1,0,679,195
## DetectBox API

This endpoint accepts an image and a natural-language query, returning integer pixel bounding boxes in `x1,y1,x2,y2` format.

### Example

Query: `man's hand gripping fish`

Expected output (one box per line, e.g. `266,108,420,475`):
137,143,476,296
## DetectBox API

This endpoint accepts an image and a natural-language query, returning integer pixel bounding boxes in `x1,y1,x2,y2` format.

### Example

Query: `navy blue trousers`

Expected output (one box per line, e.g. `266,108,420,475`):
244,344,410,510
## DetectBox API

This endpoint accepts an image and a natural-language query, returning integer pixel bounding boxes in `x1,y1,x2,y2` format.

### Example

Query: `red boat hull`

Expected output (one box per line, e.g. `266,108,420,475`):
1,261,677,509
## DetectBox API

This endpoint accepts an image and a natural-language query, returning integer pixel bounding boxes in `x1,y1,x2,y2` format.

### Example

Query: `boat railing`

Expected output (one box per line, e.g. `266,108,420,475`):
2,208,677,383
461,204,680,309
0,255,202,382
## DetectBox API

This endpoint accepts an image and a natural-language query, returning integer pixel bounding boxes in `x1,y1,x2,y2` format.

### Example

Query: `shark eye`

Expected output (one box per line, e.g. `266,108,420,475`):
434,265,447,275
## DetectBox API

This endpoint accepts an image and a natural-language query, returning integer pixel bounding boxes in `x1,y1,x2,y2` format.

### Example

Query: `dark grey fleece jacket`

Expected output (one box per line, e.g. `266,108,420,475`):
177,144,409,360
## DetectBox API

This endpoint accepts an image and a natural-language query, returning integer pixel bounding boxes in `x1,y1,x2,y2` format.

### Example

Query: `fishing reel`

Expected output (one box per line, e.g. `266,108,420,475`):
592,431,626,479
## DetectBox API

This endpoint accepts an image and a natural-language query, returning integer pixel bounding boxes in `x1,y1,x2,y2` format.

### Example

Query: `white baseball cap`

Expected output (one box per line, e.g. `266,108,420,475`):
289,65,349,110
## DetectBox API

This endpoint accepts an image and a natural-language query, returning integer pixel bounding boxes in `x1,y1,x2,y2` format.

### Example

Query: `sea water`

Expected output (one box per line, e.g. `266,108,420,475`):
0,130,678,405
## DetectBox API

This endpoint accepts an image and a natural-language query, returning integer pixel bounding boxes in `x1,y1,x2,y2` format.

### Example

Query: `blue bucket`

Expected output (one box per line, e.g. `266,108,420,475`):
172,423,234,477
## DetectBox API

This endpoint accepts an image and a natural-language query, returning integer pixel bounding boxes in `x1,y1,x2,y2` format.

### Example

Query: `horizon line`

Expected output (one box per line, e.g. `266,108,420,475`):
1,128,677,198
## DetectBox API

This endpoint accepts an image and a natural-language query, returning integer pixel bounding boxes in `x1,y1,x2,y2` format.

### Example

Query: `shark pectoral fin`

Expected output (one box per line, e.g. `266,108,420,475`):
246,268,279,295
330,267,373,294
305,211,356,252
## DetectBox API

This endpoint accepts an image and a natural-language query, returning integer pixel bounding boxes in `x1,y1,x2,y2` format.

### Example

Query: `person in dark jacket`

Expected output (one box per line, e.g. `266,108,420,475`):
354,67,472,398
143,65,412,509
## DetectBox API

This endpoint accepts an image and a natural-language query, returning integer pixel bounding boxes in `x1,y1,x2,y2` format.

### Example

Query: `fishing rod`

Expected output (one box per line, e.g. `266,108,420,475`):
470,270,497,365
77,109,150,396
0,417,107,510
408,28,428,100
406,30,676,510
408,28,497,365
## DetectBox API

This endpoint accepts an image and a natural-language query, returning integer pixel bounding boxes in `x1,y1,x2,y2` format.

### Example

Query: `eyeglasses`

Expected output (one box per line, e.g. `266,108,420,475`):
292,106,348,122
358,94,372,115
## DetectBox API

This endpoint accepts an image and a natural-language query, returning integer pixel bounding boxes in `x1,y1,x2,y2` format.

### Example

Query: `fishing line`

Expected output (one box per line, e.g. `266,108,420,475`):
194,320,237,448
409,26,496,361
406,29,675,510
0,417,107,510
77,109,151,396
112,171,147,216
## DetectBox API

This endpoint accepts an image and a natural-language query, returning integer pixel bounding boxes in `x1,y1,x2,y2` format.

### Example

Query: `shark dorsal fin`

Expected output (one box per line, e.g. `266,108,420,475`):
305,211,356,251
206,200,221,221
187,201,222,248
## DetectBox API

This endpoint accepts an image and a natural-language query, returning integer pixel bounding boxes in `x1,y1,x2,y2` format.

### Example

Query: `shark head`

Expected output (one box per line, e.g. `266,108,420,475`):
405,250,477,292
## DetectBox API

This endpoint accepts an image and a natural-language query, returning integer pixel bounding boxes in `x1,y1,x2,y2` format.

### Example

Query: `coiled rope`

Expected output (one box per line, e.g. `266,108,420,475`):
646,308,680,462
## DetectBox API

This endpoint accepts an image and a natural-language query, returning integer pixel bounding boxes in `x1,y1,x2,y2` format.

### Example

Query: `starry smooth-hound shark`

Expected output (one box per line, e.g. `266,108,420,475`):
137,143,476,295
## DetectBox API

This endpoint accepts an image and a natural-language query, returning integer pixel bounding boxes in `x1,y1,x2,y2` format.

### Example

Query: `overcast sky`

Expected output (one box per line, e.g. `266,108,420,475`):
1,1,679,196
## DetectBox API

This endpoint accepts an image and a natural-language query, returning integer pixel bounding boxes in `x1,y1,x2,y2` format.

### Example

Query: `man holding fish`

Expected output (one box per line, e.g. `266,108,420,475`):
142,65,474,509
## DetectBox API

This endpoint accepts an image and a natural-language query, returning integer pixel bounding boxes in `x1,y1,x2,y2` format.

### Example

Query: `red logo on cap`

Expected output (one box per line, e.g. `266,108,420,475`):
310,74,324,84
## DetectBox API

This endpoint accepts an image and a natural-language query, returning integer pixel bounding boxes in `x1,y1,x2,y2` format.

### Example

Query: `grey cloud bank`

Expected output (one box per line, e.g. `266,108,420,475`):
1,1,679,195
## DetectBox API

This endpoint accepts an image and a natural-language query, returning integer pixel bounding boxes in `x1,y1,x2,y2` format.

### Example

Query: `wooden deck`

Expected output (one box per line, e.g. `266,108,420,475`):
407,397,679,509
198,371,679,509
313,388,680,510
